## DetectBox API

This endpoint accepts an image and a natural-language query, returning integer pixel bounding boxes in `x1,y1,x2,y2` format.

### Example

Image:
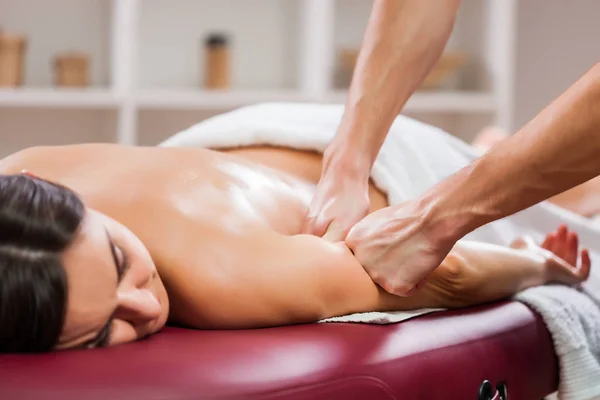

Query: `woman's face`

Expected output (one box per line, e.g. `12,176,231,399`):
56,209,169,349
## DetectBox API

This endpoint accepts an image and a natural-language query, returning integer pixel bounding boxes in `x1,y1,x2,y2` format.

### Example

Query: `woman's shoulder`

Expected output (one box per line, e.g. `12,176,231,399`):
0,146,50,174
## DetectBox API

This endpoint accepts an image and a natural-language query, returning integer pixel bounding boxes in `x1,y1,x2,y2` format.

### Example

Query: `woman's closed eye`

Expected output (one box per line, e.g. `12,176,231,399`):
114,245,130,281
91,244,130,348
79,231,131,349
106,229,130,282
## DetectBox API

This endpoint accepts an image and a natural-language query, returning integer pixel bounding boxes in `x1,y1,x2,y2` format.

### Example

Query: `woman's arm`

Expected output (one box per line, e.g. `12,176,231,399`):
166,227,589,330
411,234,590,309
164,231,386,329
427,241,552,307
267,232,589,316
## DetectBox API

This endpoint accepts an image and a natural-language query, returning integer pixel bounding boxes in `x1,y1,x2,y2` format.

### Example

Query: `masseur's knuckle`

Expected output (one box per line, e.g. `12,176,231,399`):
345,234,360,250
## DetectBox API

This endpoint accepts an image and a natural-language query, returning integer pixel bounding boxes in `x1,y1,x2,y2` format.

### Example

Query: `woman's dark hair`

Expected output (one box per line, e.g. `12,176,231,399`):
0,174,85,353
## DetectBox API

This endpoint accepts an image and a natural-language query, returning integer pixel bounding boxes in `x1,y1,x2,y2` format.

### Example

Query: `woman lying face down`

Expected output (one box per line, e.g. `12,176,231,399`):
0,144,592,353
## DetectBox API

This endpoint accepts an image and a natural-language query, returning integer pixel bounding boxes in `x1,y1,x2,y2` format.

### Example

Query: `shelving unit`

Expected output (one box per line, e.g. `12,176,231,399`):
0,0,517,151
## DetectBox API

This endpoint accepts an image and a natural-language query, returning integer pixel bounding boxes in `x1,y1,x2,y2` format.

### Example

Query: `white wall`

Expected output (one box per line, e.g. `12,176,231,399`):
334,0,372,50
138,109,230,146
513,0,600,129
0,109,116,156
138,0,299,89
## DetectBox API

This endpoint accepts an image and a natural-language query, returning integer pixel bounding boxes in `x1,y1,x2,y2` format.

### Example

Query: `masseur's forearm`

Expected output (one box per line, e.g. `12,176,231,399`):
423,62,600,244
327,0,461,170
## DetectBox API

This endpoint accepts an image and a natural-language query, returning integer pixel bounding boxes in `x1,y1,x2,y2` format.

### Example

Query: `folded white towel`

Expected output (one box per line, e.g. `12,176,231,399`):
318,308,443,324
515,284,600,400
160,102,600,400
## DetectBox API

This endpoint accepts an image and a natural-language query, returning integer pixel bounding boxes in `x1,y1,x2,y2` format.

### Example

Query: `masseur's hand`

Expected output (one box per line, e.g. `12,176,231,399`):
302,152,371,242
346,200,454,297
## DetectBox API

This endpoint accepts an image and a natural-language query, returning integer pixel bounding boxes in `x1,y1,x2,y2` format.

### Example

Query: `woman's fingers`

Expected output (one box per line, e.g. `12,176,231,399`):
542,233,555,251
566,231,579,266
542,225,591,285
554,225,568,259
578,248,592,280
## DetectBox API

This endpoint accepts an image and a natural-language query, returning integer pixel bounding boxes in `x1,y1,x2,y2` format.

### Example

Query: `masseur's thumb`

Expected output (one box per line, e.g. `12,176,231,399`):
301,211,328,238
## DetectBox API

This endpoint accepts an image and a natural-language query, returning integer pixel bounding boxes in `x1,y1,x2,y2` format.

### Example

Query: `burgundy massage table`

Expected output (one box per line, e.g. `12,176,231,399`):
0,301,557,400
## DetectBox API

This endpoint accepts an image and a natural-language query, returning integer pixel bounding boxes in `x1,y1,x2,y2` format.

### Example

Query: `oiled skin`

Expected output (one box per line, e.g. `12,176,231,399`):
0,144,560,329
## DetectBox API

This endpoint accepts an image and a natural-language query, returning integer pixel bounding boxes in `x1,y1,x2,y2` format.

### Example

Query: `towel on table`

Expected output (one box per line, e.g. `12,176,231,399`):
160,102,600,400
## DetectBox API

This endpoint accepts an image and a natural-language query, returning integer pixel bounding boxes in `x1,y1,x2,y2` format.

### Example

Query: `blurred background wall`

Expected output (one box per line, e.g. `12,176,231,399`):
0,0,598,158
515,0,600,128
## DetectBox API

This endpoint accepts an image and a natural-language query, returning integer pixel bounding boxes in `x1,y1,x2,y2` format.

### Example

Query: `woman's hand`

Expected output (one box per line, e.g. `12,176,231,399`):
511,225,591,285
541,224,591,284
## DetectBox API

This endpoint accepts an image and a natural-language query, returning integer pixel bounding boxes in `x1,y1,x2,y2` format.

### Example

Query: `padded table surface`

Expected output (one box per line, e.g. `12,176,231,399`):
0,301,557,400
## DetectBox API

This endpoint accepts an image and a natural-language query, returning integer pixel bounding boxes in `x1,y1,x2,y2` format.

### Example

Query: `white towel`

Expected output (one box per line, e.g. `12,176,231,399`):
316,308,443,324
160,102,600,400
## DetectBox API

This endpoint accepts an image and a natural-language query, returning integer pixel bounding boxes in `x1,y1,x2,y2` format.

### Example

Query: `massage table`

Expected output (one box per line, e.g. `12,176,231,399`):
0,301,557,400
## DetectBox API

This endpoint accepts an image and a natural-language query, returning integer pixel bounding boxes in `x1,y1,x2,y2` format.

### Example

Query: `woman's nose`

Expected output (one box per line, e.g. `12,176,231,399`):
116,289,161,324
